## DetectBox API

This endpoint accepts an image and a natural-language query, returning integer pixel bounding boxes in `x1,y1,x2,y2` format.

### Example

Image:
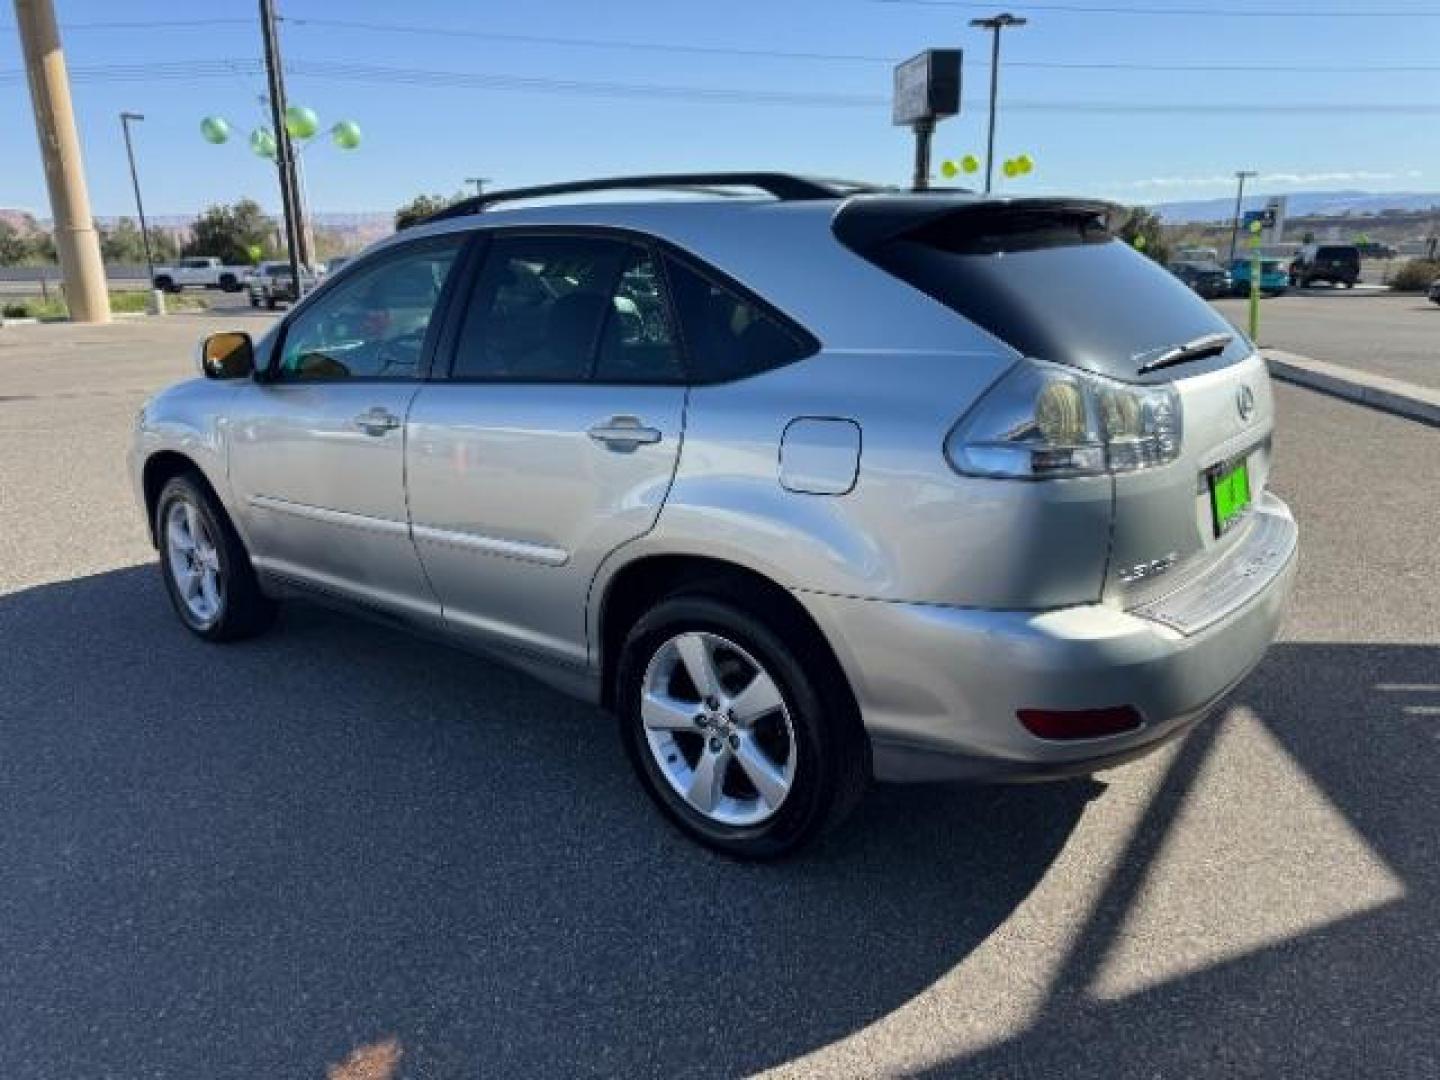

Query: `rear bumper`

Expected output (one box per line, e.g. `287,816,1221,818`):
795,495,1297,783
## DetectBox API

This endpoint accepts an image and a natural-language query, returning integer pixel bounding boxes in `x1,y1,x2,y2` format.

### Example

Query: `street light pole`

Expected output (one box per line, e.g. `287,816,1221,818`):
1228,169,1257,263
970,12,1027,195
465,176,491,197
119,112,155,287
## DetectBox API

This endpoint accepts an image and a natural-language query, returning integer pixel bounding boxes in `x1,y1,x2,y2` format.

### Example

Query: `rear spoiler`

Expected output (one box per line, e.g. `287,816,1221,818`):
831,195,1122,253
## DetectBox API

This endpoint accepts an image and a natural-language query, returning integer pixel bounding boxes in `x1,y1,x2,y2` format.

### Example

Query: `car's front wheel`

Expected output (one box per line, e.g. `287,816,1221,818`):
156,474,276,642
616,594,868,859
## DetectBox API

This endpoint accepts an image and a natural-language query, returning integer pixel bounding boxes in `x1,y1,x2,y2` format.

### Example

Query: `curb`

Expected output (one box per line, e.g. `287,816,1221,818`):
1264,349,1440,428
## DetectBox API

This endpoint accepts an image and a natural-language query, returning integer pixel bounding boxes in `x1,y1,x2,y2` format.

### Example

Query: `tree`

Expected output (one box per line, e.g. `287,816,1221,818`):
395,192,464,231
0,221,28,266
1116,206,1171,265
183,199,278,265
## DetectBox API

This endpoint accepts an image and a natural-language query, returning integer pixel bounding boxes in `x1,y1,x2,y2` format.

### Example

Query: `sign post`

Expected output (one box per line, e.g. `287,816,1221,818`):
893,50,961,191
1248,220,1263,340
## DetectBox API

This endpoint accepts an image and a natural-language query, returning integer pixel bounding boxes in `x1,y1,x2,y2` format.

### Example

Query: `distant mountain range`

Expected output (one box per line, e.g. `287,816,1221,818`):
8,191,1439,238
1152,190,1440,223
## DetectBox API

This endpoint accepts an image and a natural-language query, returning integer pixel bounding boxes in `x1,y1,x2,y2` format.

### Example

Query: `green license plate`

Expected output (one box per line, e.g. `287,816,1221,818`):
1209,457,1252,536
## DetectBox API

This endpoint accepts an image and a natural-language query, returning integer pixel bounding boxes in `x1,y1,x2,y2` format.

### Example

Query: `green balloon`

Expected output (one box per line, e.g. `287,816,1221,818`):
1016,153,1034,175
200,116,230,144
249,126,277,161
1002,159,1019,178
961,154,980,173
284,105,320,141
1133,234,1147,250
331,119,362,150
246,244,264,264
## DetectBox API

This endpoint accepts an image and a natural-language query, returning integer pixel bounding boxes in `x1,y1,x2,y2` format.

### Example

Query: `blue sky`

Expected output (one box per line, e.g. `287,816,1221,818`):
2,0,1437,217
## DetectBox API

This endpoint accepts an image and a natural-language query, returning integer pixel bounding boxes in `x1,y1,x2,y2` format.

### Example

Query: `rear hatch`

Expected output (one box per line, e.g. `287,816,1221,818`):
835,194,1274,611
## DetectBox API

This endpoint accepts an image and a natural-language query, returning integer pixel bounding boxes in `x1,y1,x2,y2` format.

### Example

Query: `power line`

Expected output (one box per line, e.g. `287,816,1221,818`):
276,16,1440,72
5,57,1439,113
3,16,1436,71
871,0,1440,16
286,59,1440,113
0,18,253,32
278,16,898,64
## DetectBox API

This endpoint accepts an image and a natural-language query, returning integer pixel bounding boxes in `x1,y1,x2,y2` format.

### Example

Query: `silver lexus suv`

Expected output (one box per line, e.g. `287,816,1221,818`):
130,173,1297,858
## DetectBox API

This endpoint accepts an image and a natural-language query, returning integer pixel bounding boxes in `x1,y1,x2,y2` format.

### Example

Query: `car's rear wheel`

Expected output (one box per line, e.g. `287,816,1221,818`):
616,594,868,859
156,474,276,642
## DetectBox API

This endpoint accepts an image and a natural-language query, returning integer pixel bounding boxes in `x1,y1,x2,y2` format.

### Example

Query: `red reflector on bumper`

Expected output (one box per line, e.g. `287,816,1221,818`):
1017,706,1143,740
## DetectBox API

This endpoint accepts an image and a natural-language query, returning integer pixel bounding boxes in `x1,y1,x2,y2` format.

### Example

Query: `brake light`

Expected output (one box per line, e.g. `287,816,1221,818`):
947,358,1182,479
1017,705,1143,740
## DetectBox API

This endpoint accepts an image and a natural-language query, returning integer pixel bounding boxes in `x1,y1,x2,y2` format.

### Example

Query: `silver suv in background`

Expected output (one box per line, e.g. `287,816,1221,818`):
130,174,1297,858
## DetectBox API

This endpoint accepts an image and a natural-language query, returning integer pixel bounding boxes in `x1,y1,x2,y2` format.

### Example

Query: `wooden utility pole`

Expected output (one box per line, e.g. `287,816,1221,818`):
259,0,307,287
14,0,109,322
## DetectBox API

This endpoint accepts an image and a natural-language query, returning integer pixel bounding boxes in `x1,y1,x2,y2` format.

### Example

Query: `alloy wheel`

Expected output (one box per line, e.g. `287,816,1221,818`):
165,499,224,626
640,631,797,827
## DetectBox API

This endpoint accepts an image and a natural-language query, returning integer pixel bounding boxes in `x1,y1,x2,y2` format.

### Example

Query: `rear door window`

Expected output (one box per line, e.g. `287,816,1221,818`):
594,248,684,383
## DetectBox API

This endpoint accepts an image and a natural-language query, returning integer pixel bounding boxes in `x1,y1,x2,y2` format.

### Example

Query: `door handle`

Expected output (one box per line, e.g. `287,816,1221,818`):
588,416,662,451
353,407,401,436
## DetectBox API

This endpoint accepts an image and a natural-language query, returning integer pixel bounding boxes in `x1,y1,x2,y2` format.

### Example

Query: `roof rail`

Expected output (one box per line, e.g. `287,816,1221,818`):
422,172,863,223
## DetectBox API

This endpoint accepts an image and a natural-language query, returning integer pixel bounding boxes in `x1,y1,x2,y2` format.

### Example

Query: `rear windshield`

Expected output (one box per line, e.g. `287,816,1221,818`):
1316,246,1359,264
854,207,1248,384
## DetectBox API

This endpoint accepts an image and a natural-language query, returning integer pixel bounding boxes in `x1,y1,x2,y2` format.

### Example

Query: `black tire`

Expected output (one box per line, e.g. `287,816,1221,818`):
249,297,260,308
155,473,276,642
265,296,277,310
153,275,173,292
219,273,238,292
616,593,869,859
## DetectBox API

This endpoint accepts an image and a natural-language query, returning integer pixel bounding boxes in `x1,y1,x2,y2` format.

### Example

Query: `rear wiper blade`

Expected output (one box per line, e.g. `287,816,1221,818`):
1136,332,1233,375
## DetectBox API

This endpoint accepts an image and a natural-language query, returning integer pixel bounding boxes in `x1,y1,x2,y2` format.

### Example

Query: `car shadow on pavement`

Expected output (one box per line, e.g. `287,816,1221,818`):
913,640,1440,1078
0,566,1095,1079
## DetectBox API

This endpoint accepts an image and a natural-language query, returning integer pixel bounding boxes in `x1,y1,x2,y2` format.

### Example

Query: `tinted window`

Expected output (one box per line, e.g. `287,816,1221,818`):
594,248,683,383
453,235,630,381
1316,246,1359,265
276,237,462,380
664,257,812,382
852,207,1248,384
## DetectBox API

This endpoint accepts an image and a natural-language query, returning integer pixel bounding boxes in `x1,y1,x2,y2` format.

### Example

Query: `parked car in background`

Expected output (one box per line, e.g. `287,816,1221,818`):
1176,246,1220,264
247,262,318,309
1428,277,1440,306
152,256,248,294
1169,260,1231,299
130,173,1296,858
247,261,287,307
1230,257,1289,297
1289,244,1360,288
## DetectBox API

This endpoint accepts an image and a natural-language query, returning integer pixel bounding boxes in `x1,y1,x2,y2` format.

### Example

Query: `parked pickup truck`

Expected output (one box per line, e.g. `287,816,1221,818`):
152,257,248,294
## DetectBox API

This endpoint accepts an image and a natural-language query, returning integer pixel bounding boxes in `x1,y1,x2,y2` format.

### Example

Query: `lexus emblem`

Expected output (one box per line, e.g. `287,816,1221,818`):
1236,384,1256,422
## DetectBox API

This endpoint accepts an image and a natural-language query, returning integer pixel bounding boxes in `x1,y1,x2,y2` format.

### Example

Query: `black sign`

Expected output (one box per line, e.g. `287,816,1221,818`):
893,49,962,127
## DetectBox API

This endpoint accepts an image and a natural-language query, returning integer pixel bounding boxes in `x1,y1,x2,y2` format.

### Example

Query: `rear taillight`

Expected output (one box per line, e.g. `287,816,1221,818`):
946,358,1182,479
1018,706,1143,740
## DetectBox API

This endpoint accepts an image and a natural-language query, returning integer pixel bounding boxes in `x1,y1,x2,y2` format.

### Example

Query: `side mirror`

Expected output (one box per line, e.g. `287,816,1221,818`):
198,331,255,380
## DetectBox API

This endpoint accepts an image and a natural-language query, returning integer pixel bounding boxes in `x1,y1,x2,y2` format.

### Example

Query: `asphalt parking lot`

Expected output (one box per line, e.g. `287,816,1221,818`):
1,308,1438,1078
1212,289,1439,391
